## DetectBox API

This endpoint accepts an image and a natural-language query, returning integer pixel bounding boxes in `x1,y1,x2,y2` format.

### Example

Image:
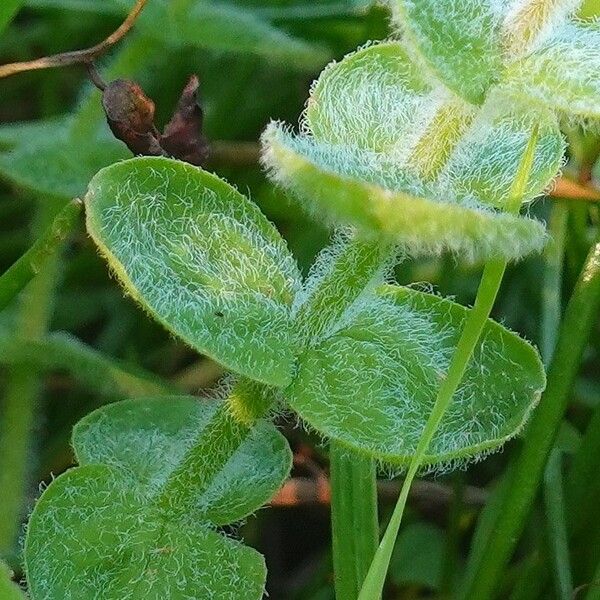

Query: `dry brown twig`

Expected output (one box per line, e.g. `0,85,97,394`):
0,0,147,81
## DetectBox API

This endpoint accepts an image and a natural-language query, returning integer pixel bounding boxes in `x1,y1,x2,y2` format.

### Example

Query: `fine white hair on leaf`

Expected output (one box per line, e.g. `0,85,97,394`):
284,284,545,469
261,121,549,263
85,157,303,387
502,19,600,123
501,0,584,57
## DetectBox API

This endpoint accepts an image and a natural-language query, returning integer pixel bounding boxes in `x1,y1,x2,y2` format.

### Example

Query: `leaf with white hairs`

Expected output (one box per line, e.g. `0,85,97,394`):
286,285,545,467
262,123,547,261
85,157,302,387
503,20,600,120
438,95,565,209
25,396,292,600
391,0,505,105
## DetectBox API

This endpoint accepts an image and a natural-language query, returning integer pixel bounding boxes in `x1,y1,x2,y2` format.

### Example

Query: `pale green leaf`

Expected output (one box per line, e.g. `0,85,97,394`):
286,284,545,467
503,21,600,120
263,124,547,262
391,0,504,104
438,97,565,208
73,396,292,524
85,157,301,386
25,465,266,600
305,42,431,155
0,560,26,600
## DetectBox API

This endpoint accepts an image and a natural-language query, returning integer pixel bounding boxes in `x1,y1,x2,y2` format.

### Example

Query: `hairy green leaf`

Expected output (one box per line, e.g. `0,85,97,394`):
438,96,565,209
263,42,565,260
503,21,600,120
391,0,503,104
263,124,547,262
286,285,545,467
25,465,266,600
25,396,291,599
85,157,301,386
305,42,431,154
73,396,292,524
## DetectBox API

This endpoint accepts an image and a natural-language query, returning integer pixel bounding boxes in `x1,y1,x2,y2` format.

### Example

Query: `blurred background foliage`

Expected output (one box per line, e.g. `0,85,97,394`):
0,1,600,598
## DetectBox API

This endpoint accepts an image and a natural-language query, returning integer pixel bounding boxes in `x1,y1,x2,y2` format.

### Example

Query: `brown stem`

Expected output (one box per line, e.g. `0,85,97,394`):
0,0,147,80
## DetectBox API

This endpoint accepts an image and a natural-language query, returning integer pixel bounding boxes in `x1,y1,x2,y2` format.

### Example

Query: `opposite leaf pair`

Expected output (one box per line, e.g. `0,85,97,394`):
25,393,292,599
262,41,565,262
84,157,545,467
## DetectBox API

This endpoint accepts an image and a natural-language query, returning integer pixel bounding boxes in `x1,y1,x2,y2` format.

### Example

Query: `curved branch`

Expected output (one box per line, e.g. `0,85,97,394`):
0,0,147,80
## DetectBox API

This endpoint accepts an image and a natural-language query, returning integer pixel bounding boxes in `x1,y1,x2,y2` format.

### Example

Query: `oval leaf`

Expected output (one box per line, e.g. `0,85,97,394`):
306,42,431,155
503,21,600,120
391,0,504,105
438,97,565,209
286,285,545,467
25,465,266,600
85,157,301,386
73,396,292,525
262,124,547,262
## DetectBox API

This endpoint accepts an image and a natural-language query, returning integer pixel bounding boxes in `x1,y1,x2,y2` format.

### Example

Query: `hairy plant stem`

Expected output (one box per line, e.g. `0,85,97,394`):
462,233,600,600
330,444,378,600
0,200,65,561
358,128,540,600
298,235,394,599
154,378,273,518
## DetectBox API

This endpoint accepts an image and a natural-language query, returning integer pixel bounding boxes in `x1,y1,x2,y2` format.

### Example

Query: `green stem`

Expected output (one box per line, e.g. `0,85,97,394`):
543,450,573,600
0,330,174,398
540,201,568,363
358,127,540,600
0,199,81,312
461,235,600,600
567,398,600,540
330,443,379,600
0,201,64,561
584,554,600,600
298,234,393,599
539,200,572,600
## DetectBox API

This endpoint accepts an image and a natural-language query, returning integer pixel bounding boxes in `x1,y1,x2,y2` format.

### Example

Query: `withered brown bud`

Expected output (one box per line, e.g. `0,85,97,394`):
102,79,164,157
160,75,209,166
101,75,209,167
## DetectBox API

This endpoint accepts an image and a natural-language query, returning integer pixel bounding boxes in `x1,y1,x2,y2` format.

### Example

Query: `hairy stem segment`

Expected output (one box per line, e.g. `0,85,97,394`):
462,234,600,600
330,443,379,600
0,201,65,561
297,234,394,599
358,128,540,600
154,378,272,519
0,199,81,312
